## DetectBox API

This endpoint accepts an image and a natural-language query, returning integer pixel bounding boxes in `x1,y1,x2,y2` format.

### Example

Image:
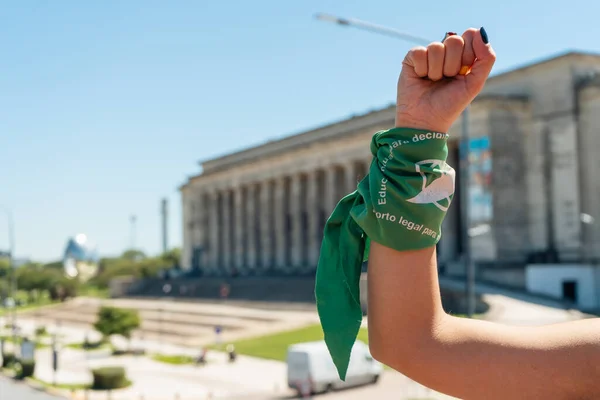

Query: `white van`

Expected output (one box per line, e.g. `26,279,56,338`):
286,340,382,396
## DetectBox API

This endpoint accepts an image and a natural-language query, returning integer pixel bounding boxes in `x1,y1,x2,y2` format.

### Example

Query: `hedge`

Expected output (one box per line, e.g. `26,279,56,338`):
16,360,35,379
2,353,16,368
91,366,128,390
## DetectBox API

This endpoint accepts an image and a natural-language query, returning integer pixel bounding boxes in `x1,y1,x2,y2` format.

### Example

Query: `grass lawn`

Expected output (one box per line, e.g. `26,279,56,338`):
0,336,49,349
65,341,111,351
210,324,369,362
151,354,196,365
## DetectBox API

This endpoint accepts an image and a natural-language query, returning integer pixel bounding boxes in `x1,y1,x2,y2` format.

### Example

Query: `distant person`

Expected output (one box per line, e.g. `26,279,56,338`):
196,347,207,365
315,28,600,398
219,283,230,300
226,344,236,363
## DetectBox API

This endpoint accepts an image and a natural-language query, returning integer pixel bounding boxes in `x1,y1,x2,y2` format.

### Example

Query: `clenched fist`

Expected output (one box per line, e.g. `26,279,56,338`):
395,27,496,133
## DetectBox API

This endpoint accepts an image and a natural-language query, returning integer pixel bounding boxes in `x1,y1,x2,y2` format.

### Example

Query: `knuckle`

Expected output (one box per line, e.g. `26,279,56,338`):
409,46,427,57
444,35,464,47
427,42,445,52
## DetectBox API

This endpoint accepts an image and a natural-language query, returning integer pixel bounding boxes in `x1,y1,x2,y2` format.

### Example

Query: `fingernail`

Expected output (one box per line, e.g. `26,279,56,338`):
442,32,457,42
480,26,489,44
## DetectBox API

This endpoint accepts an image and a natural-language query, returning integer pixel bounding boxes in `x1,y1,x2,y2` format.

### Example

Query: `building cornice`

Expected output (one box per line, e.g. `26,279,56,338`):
199,105,396,173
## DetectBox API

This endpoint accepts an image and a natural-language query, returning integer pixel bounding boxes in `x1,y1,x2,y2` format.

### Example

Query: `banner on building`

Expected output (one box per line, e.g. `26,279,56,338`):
468,137,493,224
466,136,496,260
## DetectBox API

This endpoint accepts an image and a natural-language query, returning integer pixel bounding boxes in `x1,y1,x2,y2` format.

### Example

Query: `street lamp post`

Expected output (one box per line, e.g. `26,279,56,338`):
315,13,476,317
130,215,137,251
1,208,17,333
315,13,431,45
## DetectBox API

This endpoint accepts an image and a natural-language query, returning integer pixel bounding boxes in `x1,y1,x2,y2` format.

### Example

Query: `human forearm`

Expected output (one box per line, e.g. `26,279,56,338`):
425,315,600,399
367,243,600,399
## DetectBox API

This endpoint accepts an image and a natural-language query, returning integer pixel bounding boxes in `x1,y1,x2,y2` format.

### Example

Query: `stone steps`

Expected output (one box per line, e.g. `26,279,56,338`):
39,306,249,332
20,297,320,347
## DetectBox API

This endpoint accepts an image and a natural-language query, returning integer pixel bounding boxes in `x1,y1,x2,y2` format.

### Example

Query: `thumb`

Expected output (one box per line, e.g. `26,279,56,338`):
465,27,496,95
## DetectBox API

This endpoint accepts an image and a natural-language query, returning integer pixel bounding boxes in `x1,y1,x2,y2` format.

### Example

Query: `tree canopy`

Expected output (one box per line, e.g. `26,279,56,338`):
94,306,140,339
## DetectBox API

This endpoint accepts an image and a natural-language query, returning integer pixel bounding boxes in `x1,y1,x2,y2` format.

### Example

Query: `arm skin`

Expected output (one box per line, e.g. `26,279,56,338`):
367,242,600,400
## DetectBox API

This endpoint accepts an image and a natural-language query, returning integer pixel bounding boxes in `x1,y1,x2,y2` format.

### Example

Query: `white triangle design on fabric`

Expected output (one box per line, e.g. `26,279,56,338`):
406,159,456,212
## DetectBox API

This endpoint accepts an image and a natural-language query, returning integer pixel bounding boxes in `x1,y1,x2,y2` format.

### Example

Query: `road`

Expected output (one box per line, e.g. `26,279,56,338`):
0,377,64,400
274,371,456,400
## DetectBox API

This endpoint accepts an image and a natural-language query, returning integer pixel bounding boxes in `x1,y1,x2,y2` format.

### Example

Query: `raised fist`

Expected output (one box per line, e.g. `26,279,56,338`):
395,27,496,133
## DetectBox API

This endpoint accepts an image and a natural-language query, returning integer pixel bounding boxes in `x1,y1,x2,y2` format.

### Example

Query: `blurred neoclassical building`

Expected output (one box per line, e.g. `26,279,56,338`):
180,51,600,290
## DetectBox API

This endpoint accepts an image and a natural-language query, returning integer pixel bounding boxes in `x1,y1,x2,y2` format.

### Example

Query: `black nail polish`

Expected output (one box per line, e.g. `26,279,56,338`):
480,26,489,44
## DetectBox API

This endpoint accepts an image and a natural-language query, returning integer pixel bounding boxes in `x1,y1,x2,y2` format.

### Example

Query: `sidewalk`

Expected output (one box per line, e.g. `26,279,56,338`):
4,316,292,400
32,347,291,400
439,276,590,313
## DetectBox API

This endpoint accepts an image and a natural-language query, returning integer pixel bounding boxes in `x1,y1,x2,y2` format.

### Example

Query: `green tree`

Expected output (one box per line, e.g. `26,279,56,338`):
0,258,10,278
121,249,146,261
160,248,181,268
88,258,137,288
48,277,80,301
0,279,9,299
12,263,80,302
93,306,140,340
41,261,64,271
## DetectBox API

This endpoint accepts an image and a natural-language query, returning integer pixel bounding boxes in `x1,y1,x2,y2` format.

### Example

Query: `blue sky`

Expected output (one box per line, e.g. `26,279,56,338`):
1,0,599,261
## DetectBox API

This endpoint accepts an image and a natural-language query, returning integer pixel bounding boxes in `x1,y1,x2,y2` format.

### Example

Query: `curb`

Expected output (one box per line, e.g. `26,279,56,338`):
0,374,70,399
23,377,71,398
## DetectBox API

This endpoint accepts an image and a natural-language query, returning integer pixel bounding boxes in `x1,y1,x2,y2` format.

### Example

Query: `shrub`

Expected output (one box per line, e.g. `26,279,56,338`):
15,360,35,379
2,352,16,368
35,326,48,337
84,339,106,350
94,306,140,340
91,366,128,390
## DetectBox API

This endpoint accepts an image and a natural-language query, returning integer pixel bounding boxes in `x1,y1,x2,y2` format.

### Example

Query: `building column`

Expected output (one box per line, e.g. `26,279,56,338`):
306,170,321,270
182,191,193,270
290,173,303,269
274,177,287,271
208,191,219,274
194,190,207,271
324,167,338,217
344,161,357,194
359,159,371,182
201,192,211,269
234,186,245,274
259,181,273,273
222,190,232,274
245,184,257,272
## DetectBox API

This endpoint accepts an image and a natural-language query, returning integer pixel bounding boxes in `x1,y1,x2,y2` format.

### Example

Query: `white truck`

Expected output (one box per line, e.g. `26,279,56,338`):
286,340,382,396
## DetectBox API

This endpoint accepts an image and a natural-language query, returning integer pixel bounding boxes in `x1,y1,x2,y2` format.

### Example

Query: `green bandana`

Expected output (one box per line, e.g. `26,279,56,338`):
315,127,455,380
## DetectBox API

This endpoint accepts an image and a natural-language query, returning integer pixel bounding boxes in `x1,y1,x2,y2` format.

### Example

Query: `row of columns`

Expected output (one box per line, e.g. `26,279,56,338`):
187,160,370,276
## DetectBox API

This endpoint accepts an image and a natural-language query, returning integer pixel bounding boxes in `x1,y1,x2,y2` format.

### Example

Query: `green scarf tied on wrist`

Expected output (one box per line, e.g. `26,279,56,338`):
315,127,455,380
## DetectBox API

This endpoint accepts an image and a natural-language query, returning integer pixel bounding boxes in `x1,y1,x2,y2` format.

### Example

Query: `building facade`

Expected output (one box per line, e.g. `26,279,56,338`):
181,52,600,286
